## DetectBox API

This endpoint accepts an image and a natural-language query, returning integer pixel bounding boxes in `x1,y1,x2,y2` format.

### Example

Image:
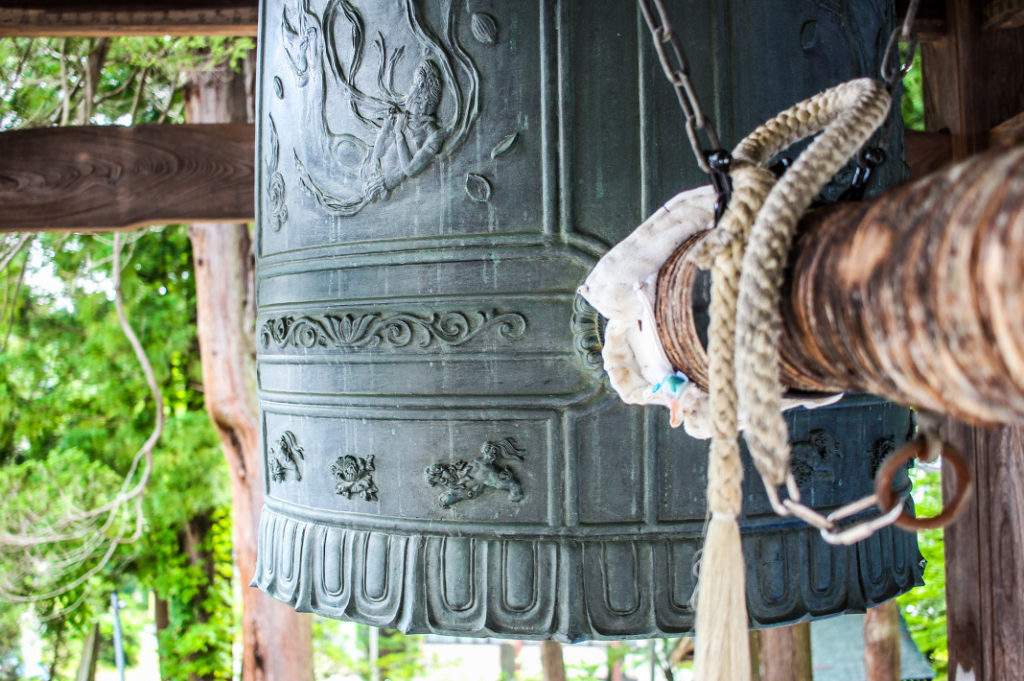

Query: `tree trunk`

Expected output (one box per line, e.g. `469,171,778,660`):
180,513,217,681
185,59,312,681
540,641,566,681
757,623,812,681
864,601,900,681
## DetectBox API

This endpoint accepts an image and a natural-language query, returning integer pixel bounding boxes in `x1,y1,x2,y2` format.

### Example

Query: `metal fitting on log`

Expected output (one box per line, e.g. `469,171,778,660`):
657,144,1024,426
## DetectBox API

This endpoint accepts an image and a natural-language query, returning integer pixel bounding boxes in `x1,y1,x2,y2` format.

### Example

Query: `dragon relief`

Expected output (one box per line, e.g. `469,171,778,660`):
279,0,482,216
425,437,525,509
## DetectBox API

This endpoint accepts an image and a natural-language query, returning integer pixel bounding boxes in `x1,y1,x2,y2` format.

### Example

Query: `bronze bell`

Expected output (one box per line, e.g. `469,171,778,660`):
251,0,922,641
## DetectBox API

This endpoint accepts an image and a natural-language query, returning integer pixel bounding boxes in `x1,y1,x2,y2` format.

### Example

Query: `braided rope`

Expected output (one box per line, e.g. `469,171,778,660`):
735,79,891,485
692,163,776,515
691,79,891,681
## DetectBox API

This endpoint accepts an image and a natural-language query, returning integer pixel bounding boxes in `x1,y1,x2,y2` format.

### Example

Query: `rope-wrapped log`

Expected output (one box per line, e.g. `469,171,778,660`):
656,143,1024,426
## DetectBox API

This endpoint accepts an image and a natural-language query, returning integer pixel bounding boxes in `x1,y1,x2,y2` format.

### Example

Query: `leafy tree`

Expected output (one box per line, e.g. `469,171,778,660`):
898,467,947,681
0,35,252,680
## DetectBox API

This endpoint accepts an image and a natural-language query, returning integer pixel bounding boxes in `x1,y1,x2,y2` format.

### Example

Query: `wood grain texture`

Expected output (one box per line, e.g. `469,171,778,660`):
864,601,901,681
540,641,566,681
757,623,812,681
942,421,1024,681
990,111,1024,147
657,144,1024,426
184,59,313,681
985,0,1024,29
0,1,257,37
922,3,1024,158
0,123,254,232
925,3,1024,680
905,130,953,176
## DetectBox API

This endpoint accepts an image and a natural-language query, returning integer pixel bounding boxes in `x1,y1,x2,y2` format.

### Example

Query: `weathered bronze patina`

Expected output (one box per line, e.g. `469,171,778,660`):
253,0,921,640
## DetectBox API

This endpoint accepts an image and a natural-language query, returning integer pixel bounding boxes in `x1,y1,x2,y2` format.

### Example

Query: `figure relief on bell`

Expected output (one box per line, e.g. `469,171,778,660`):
425,437,525,509
269,431,305,483
278,0,483,216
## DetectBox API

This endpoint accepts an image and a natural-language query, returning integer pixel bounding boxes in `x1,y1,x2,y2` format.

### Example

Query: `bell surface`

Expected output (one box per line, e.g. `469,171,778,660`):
253,0,922,641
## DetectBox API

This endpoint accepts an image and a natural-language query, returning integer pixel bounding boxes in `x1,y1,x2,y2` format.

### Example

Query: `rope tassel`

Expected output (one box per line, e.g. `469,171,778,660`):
694,249,750,681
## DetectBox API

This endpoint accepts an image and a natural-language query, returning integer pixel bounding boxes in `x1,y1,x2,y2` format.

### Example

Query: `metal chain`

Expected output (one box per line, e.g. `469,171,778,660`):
641,0,941,545
637,0,723,175
764,474,909,546
881,0,921,89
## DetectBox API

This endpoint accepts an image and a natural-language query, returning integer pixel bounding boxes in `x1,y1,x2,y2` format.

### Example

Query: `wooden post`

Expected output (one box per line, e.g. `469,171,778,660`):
540,641,566,681
864,601,901,681
757,623,812,681
921,2,1024,680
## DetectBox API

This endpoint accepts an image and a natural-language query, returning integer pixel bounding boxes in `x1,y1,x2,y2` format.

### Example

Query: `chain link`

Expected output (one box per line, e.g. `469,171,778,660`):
641,0,941,545
637,0,722,174
881,0,921,89
763,473,908,546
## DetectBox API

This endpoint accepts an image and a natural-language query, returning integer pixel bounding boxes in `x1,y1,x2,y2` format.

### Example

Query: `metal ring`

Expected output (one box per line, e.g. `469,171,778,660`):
874,439,973,531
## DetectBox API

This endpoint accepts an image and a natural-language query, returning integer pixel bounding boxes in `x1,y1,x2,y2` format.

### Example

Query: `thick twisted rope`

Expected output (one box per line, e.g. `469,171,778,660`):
689,78,891,681
691,162,776,515
734,79,891,485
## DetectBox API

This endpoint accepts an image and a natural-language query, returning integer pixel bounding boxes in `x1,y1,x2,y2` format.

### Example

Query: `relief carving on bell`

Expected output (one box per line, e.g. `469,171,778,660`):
253,0,922,641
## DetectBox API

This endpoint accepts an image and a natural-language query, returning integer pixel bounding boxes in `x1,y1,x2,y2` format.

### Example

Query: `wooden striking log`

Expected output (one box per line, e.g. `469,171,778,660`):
0,123,255,232
656,143,1024,426
0,1,257,37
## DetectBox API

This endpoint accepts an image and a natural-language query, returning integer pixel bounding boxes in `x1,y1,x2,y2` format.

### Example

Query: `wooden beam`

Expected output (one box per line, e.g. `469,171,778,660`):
0,123,255,232
0,2,257,37
922,3,1024,680
905,129,953,176
990,110,1024,147
984,0,1024,29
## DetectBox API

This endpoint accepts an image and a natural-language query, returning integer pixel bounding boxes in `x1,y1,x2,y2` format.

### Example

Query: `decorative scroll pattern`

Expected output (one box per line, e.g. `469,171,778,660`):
260,310,527,351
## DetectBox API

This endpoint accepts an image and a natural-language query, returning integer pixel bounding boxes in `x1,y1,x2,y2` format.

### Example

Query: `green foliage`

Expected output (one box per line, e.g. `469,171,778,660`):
0,34,254,680
898,466,947,681
314,620,426,681
144,509,234,681
0,226,236,680
901,48,925,132
0,36,253,129
0,604,24,681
